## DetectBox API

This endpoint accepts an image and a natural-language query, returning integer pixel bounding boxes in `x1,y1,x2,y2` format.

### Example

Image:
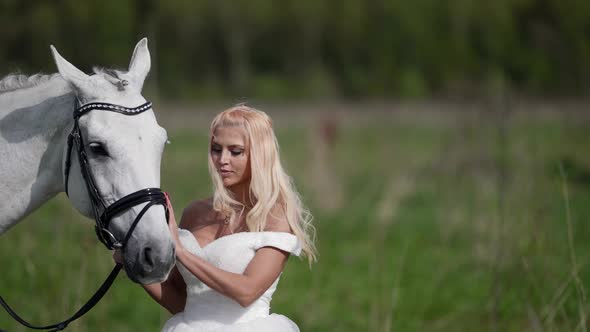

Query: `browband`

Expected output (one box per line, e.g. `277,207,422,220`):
74,101,152,118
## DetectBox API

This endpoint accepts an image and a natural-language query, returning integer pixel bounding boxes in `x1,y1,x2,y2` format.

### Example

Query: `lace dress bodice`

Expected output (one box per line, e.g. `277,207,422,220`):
161,229,302,332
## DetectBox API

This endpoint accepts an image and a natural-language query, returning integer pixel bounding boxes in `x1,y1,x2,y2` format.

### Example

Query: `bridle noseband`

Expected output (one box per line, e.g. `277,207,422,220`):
64,100,169,250
0,100,170,332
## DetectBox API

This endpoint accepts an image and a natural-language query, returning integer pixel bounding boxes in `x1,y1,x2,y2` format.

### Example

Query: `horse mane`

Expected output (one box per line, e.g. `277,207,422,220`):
0,73,60,94
0,67,126,95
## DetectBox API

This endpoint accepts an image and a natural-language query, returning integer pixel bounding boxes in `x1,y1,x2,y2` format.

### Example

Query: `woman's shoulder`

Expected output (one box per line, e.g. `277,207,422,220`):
257,207,301,256
263,205,293,234
184,197,213,213
179,197,218,229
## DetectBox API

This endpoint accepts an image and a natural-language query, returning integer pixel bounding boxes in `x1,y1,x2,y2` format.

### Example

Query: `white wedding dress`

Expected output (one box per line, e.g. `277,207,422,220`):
161,230,302,332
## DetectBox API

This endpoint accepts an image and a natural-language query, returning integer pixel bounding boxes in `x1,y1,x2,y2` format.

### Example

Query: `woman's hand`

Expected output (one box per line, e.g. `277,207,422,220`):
164,192,184,257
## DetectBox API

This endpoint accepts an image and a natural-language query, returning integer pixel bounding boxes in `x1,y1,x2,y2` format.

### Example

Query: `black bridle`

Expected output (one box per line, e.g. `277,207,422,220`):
64,100,169,250
0,100,169,332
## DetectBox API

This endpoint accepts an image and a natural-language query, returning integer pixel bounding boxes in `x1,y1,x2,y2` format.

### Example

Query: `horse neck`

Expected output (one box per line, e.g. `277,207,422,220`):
0,76,75,233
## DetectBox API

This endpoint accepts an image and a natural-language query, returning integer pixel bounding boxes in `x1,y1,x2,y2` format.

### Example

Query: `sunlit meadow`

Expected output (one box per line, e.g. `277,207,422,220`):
1,102,589,332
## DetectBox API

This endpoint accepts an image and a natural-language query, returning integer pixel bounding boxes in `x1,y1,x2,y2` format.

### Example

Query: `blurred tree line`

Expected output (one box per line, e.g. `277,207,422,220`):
0,0,589,99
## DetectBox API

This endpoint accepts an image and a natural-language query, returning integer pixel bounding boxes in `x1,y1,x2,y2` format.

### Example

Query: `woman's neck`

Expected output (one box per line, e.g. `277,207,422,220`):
229,181,253,207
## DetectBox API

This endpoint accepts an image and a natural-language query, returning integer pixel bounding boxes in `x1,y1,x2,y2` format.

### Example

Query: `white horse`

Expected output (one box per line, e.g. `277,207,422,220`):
0,39,174,284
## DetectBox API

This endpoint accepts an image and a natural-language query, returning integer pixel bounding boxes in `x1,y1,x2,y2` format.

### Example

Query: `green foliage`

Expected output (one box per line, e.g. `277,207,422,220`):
1,1,589,98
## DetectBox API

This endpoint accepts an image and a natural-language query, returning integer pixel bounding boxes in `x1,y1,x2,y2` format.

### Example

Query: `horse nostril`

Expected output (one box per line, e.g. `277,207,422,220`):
143,247,154,270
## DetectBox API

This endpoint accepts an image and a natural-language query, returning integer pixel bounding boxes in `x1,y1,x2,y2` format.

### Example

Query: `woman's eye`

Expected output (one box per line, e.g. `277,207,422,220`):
211,146,222,153
231,150,243,156
89,142,109,157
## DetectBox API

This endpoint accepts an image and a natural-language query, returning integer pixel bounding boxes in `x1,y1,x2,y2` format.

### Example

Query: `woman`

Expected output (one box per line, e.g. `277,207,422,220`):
116,105,317,331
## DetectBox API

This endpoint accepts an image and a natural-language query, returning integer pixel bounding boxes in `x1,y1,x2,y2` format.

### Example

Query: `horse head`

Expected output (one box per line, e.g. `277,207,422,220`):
51,39,175,284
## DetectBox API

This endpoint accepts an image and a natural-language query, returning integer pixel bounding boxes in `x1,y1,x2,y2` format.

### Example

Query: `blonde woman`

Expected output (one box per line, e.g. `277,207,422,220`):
117,105,317,331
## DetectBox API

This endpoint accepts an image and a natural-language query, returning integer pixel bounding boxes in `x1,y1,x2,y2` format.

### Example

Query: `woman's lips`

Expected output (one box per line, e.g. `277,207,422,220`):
220,170,233,177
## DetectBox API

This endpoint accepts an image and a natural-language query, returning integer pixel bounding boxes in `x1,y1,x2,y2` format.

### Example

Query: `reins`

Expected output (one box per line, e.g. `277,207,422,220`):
0,266,122,332
0,100,169,331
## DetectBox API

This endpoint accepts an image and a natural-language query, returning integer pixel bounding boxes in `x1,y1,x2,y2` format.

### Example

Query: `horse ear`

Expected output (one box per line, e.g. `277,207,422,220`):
50,45,90,89
128,38,151,90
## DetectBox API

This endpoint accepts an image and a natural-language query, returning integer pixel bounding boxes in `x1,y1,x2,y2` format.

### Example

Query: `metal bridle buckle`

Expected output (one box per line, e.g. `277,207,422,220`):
95,226,123,250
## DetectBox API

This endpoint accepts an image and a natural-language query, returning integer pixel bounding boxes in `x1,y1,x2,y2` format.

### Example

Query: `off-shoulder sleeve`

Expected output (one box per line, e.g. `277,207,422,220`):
253,232,302,256
178,228,204,255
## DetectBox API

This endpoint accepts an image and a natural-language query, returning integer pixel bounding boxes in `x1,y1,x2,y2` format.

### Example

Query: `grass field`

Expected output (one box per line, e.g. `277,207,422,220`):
1,102,589,331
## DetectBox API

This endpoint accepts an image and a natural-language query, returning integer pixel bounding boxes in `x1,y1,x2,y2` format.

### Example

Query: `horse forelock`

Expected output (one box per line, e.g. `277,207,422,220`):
0,73,60,94
92,67,127,80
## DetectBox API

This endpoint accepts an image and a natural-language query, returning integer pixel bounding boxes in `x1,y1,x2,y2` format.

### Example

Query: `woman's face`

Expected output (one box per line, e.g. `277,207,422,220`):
210,126,251,190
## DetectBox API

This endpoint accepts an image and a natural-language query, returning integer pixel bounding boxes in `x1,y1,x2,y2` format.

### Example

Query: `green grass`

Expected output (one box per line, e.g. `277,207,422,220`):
1,110,589,331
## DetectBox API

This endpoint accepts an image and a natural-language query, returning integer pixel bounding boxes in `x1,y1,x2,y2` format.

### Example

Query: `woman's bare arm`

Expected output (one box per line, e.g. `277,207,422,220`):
175,245,289,307
141,266,187,314
167,197,292,308
114,199,206,314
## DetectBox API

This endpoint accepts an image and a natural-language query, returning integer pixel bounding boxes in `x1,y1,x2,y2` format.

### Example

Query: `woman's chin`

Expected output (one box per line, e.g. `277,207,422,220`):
222,177,250,192
222,179,236,187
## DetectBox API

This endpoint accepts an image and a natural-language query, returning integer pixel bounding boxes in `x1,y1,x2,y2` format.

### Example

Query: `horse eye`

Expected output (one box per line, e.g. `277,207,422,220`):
88,142,109,157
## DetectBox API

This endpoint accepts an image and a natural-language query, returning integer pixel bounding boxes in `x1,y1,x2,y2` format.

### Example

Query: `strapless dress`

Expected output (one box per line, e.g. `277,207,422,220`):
161,230,302,332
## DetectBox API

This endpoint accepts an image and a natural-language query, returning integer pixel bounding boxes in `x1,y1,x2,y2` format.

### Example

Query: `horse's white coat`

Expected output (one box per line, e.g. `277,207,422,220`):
0,39,175,284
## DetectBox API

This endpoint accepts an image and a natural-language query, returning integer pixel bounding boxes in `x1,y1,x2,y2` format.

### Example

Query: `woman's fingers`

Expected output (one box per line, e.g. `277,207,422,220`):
163,192,182,254
164,192,176,223
169,213,179,234
162,193,184,256
164,192,172,208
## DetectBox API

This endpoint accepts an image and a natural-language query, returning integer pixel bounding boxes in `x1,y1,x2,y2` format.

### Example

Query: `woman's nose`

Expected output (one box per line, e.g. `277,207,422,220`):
220,150,230,164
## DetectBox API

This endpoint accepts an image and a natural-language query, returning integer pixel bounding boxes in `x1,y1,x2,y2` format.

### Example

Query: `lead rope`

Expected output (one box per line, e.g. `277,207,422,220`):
0,265,122,332
0,193,170,331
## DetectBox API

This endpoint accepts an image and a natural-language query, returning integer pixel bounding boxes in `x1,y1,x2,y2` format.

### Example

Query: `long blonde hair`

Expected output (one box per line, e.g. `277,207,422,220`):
207,105,317,265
